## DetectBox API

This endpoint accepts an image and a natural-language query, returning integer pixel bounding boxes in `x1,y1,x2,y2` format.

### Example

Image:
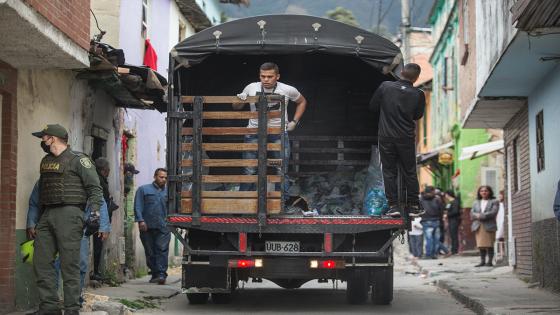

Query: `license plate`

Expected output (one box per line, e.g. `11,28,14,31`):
265,241,300,253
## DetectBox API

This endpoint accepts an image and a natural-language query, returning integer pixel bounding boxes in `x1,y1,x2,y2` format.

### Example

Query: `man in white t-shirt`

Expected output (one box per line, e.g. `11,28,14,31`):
233,62,307,198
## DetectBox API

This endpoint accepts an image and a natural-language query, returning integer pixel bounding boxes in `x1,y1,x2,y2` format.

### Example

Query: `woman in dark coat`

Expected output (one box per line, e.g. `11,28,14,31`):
471,186,499,267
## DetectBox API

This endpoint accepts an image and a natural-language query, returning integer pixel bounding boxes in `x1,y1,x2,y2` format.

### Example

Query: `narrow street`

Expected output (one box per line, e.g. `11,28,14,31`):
86,243,473,315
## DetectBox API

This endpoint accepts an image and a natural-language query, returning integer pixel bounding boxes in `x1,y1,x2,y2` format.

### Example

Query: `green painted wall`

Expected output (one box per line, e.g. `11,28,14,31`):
455,129,490,208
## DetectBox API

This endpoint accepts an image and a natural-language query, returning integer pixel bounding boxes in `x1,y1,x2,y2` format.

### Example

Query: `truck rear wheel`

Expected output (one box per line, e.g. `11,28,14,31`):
346,269,369,304
186,293,209,304
371,266,393,305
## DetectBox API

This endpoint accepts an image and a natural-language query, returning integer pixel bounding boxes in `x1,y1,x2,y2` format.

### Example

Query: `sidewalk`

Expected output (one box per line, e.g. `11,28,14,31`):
409,254,560,315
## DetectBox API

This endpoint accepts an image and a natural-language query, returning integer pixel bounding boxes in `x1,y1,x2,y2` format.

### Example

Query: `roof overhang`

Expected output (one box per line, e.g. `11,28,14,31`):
417,141,454,165
462,30,560,128
459,140,504,161
0,0,89,68
175,0,213,32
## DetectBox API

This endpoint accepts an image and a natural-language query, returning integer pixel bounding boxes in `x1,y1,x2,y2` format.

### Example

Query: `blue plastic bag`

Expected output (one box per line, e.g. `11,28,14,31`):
362,145,388,215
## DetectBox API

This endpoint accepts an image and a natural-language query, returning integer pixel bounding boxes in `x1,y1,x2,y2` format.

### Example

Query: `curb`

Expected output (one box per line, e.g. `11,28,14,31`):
437,279,493,315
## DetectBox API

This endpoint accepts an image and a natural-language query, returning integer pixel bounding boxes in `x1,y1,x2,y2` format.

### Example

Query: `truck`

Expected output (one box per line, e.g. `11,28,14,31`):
166,14,408,305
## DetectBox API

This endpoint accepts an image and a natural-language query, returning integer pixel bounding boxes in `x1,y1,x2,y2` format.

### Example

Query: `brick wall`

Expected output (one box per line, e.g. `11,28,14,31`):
23,0,90,50
504,105,532,278
0,61,18,313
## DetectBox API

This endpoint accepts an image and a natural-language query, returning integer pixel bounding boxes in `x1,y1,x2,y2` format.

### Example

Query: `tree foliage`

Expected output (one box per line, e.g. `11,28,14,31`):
326,6,359,27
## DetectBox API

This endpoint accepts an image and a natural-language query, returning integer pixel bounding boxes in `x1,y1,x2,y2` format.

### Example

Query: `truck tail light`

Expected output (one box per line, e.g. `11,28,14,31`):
321,260,336,269
309,259,344,269
228,259,263,268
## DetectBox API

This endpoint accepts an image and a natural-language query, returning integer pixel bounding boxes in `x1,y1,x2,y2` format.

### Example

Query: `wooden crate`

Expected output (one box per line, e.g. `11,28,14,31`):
179,96,285,215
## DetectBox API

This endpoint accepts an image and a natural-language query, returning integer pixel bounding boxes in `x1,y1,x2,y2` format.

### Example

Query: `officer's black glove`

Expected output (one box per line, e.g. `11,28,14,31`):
84,211,100,237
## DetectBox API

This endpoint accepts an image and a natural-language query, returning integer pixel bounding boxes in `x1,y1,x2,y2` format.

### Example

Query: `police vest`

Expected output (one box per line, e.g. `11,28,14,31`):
39,150,88,207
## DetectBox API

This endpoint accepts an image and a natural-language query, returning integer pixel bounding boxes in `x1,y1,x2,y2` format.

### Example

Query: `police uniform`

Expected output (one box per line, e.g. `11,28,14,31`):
32,124,103,314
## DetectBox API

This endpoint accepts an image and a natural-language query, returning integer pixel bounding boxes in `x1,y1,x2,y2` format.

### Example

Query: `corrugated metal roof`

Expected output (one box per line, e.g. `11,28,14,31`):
512,0,560,31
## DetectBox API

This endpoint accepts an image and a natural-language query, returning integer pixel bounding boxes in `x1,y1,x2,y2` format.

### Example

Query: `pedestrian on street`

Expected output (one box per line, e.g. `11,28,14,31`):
496,191,506,262
408,217,423,258
91,157,119,282
233,62,307,200
420,186,444,259
26,180,110,303
369,63,426,218
31,124,104,315
471,186,499,267
134,168,170,285
444,190,461,255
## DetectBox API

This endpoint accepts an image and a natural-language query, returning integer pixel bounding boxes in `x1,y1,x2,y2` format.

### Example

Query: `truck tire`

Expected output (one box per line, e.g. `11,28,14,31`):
371,266,393,305
211,293,232,304
346,269,370,304
186,293,209,304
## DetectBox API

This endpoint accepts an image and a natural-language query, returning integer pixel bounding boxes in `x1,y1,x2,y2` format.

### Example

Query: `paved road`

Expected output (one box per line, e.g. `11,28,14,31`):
133,245,472,315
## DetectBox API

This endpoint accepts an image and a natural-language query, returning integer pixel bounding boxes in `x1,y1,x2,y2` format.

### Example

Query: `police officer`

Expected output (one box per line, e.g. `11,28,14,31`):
32,124,103,315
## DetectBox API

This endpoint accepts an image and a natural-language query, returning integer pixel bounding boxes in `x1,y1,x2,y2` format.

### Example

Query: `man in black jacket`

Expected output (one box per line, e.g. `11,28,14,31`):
444,190,461,254
369,63,426,217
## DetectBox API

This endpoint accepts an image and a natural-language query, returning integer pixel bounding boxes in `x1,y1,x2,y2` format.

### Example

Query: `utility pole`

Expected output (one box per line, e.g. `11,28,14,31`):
401,0,411,63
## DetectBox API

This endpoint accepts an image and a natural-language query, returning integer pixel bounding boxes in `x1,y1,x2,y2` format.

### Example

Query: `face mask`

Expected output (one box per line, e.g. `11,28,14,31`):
41,140,51,153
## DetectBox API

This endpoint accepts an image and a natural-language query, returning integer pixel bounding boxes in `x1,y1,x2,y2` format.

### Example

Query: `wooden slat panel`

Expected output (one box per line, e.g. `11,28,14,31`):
182,127,282,136
202,175,281,183
202,111,281,119
182,95,284,104
291,147,371,154
289,160,369,166
183,143,281,151
181,159,282,167
180,198,281,214
181,191,281,198
182,96,261,103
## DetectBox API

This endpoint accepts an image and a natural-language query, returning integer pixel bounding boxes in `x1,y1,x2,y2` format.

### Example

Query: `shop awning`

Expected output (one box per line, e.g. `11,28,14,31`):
417,142,454,165
459,140,504,161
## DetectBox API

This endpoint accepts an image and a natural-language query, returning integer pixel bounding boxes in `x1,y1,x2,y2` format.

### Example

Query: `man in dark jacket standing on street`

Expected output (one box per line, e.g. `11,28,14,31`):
32,124,103,315
135,168,170,284
444,190,461,254
420,186,444,259
369,63,425,217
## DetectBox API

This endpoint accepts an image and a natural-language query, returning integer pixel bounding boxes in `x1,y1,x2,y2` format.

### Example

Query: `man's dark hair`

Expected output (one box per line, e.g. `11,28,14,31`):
154,168,167,176
402,63,421,81
95,157,110,171
424,186,435,194
477,185,495,200
260,62,279,74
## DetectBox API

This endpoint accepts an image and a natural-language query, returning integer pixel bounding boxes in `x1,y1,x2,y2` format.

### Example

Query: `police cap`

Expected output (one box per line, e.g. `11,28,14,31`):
32,124,68,139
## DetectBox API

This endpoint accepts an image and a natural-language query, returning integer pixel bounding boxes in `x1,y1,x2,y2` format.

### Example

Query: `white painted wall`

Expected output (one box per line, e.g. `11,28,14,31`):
528,66,560,222
91,0,122,48
15,71,121,231
474,0,517,94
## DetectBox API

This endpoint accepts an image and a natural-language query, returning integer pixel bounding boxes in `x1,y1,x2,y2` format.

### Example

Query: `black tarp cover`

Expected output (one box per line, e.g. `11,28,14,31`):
171,15,402,75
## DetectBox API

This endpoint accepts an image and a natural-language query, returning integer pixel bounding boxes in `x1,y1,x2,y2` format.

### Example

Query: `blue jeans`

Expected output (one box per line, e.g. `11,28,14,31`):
409,235,423,258
422,220,441,258
140,228,171,278
239,133,290,198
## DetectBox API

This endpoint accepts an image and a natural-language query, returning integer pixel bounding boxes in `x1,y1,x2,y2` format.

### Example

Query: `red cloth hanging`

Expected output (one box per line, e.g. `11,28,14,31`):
143,39,158,71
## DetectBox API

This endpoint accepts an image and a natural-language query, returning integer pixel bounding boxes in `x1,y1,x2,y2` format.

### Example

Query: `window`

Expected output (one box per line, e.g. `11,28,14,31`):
536,110,545,172
481,167,500,193
142,0,149,38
